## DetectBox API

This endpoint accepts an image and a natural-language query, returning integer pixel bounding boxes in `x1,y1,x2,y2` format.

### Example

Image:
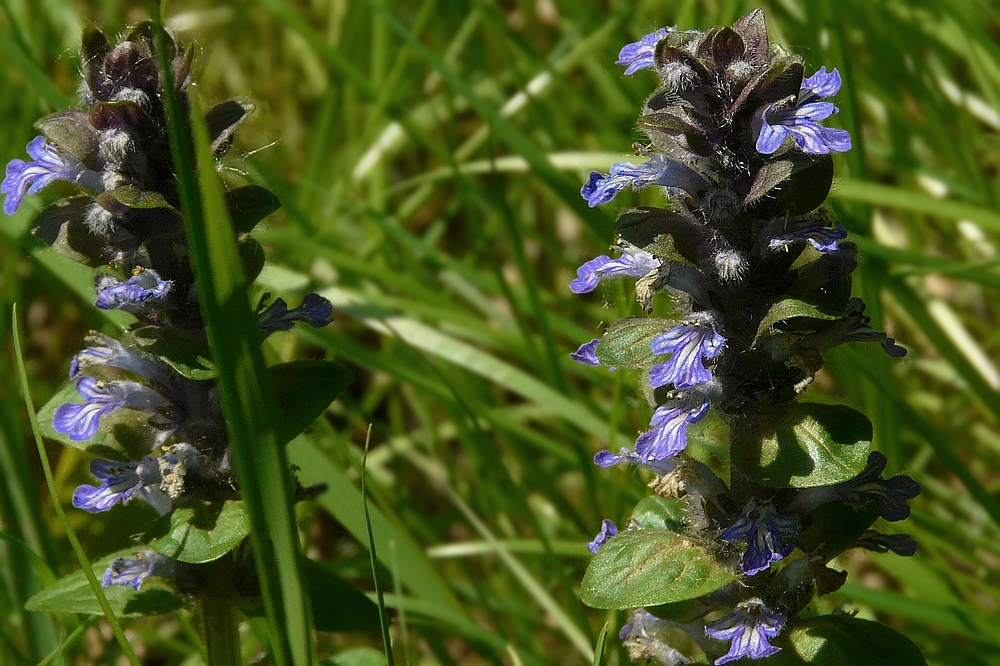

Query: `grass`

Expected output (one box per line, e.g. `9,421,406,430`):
0,0,999,664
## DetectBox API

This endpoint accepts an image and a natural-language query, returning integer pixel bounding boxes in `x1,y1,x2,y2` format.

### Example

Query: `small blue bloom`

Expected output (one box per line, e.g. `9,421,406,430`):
72,456,170,514
259,293,335,338
616,28,669,76
756,67,852,155
587,519,618,554
103,551,175,590
834,452,921,522
52,376,168,441
95,268,170,311
720,501,797,576
70,332,174,387
593,447,677,475
634,393,710,461
769,220,847,253
649,321,725,390
2,136,98,215
705,599,785,664
581,155,679,207
569,248,659,294
570,339,601,366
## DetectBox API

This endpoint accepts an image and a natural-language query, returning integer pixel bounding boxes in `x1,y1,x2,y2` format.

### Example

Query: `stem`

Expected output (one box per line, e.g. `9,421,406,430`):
202,596,240,666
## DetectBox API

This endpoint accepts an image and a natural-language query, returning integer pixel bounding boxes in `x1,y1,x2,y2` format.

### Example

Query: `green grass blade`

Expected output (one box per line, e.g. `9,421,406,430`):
362,426,395,665
148,10,314,665
11,305,140,665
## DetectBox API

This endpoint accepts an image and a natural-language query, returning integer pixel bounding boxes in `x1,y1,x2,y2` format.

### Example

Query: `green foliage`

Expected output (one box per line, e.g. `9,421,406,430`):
580,529,737,609
2,0,999,663
767,615,926,665
732,403,872,488
156,502,251,564
596,317,673,369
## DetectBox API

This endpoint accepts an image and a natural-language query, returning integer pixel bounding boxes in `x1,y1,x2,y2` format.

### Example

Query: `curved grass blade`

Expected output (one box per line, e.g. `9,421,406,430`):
362,425,395,665
11,305,140,665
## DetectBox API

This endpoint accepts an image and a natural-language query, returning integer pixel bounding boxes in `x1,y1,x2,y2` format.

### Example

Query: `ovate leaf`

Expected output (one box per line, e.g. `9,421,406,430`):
580,529,737,609
25,548,181,617
630,496,686,532
130,325,215,380
732,402,871,488
767,615,926,665
754,298,841,345
272,360,354,446
596,318,673,370
155,501,250,564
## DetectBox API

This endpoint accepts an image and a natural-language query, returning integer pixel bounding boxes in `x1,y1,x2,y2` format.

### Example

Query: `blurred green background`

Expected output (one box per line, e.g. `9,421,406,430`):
1,0,999,664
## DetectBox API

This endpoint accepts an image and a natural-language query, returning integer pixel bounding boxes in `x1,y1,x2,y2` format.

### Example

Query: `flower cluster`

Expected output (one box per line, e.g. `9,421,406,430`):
7,25,334,594
575,12,920,664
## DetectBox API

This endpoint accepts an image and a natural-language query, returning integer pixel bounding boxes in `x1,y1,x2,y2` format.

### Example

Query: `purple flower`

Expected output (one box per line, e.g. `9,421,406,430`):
587,519,618,554
52,376,168,441
570,339,602,366
581,155,681,207
103,551,176,590
634,393,710,461
569,248,659,294
834,452,921,521
756,67,852,155
70,332,174,388
593,447,677,475
705,599,785,664
616,28,669,76
72,457,170,514
720,501,797,576
649,321,725,390
855,530,918,557
769,220,847,253
95,268,170,311
258,293,335,338
2,136,100,215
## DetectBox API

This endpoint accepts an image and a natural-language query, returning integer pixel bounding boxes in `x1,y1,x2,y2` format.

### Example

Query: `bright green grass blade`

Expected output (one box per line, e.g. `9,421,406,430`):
287,438,463,613
361,426,394,666
11,305,140,666
832,179,1000,233
148,10,314,665
886,279,1000,424
365,0,614,235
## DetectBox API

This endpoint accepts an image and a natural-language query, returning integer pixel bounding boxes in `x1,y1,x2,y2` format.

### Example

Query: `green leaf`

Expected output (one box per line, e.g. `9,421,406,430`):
130,325,216,380
227,185,280,235
96,185,178,218
630,496,686,532
793,502,880,562
32,196,112,266
300,558,381,632
154,501,250,564
766,615,926,665
732,402,871,488
754,298,841,345
596,318,673,369
580,529,737,609
25,548,182,617
272,360,354,446
34,110,101,168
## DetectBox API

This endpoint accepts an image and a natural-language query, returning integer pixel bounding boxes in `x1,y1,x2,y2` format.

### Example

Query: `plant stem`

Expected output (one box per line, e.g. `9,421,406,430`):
202,595,240,666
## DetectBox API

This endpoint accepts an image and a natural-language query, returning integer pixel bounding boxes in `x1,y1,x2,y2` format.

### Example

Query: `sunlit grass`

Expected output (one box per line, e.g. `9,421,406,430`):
0,0,998,664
